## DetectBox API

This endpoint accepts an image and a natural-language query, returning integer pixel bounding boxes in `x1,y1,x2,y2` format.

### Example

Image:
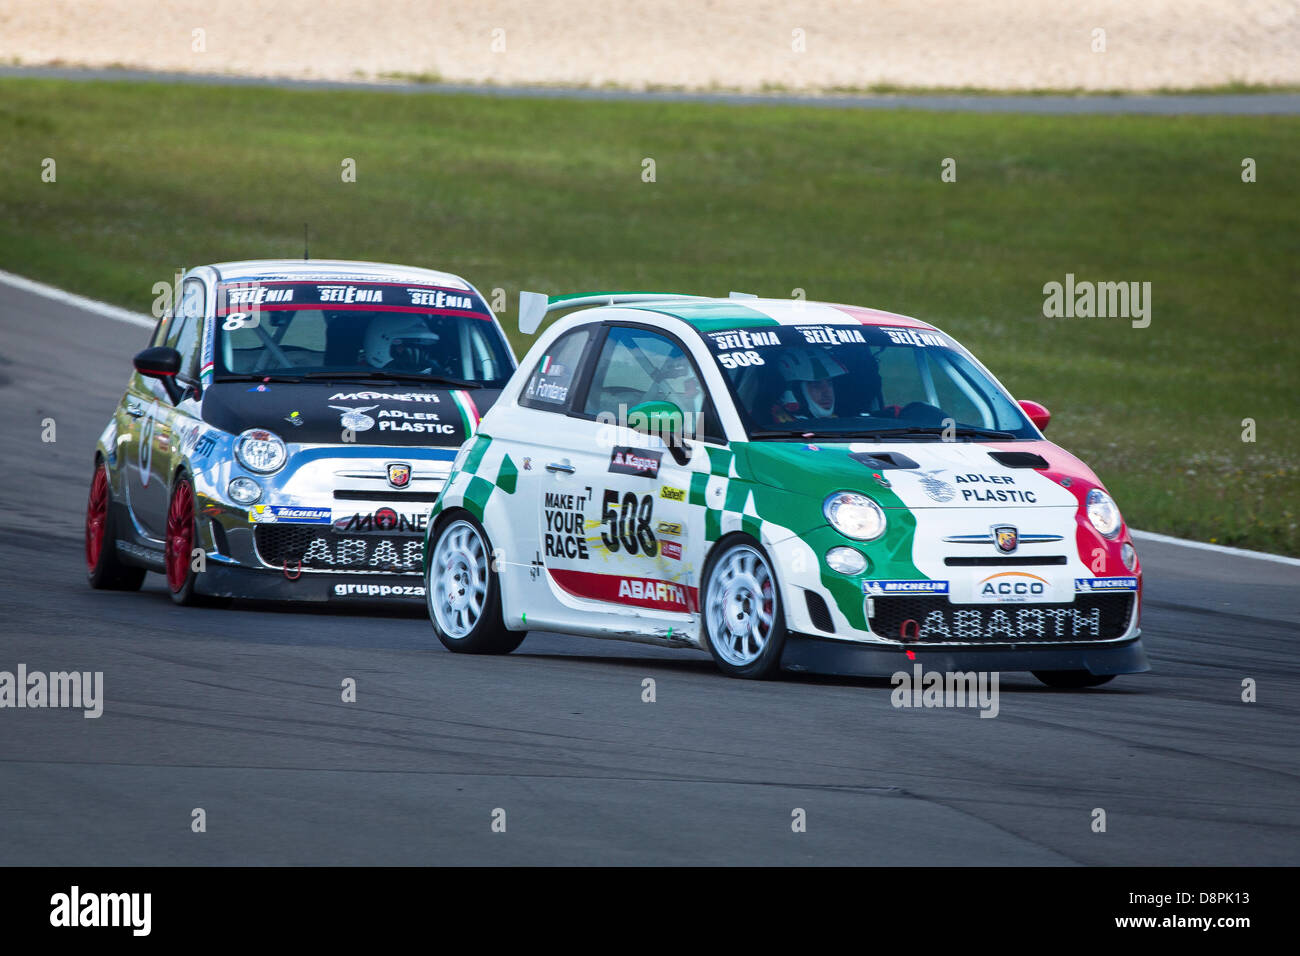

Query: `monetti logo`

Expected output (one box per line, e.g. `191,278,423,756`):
0,664,103,718
50,886,151,936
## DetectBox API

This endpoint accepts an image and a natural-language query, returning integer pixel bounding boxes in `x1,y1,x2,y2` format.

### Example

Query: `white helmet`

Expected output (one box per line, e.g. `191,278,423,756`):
363,315,442,371
774,348,846,419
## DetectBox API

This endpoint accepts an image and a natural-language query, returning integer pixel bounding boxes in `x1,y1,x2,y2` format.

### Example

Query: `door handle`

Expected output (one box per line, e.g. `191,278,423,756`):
546,462,575,474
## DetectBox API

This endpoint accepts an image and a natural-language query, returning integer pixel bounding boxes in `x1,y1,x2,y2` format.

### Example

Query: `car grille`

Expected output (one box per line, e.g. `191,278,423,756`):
254,525,424,574
867,593,1134,644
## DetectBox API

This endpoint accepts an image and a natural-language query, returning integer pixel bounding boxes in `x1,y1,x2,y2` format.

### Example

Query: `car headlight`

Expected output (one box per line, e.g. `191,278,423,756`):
823,492,887,541
227,476,262,504
234,429,287,474
1086,488,1122,538
825,546,868,575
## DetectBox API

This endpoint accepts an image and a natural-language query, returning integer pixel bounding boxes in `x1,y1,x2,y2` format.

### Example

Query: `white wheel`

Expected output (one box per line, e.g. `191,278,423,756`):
704,540,786,678
429,519,488,639
425,514,524,655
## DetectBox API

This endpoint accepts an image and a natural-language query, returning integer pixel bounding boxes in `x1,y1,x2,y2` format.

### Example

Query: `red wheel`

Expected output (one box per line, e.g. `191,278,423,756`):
165,477,198,601
85,461,146,591
86,464,109,573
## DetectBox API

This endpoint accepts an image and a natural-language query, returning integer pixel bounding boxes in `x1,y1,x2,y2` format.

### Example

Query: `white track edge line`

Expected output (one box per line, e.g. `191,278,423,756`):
0,268,156,328
1130,530,1300,568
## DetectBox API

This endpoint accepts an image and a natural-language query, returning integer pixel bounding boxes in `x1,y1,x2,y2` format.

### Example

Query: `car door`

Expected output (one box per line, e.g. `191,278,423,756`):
540,324,710,626
473,324,599,624
127,278,205,537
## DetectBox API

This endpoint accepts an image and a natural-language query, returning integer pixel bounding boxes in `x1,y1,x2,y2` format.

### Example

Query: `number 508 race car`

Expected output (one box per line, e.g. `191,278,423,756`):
423,291,1147,687
85,259,515,605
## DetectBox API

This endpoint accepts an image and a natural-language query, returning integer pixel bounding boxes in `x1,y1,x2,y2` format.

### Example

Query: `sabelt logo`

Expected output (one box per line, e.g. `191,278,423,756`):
979,571,1050,602
660,485,686,502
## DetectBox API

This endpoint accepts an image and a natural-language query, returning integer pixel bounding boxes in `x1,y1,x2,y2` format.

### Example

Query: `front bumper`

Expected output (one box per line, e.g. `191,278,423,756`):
195,561,426,604
780,633,1149,678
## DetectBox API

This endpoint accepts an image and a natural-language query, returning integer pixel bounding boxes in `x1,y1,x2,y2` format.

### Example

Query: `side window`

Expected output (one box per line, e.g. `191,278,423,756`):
169,279,206,383
583,327,724,443
520,328,591,411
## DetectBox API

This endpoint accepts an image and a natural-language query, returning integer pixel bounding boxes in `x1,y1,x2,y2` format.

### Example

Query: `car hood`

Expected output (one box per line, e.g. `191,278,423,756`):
201,382,500,446
738,438,1102,511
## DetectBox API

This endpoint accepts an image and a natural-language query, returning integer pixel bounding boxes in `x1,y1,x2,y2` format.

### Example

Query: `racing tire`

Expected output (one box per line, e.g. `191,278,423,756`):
85,461,146,591
1032,670,1117,689
165,475,203,606
702,536,787,679
426,513,524,654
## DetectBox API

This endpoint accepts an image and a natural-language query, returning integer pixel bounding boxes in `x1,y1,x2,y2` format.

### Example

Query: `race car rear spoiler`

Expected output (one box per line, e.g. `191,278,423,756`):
518,291,711,334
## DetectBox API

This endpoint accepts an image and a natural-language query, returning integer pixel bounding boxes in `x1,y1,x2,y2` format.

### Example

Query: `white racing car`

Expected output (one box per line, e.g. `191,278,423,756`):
421,291,1146,685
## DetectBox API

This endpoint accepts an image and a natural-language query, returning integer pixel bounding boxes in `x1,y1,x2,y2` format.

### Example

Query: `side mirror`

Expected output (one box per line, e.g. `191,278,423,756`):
1018,399,1051,432
627,400,692,464
133,346,181,381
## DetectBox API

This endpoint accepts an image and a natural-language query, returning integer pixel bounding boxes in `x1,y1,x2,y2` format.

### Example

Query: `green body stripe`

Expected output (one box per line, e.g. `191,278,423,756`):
463,475,495,521
741,514,762,542
496,455,518,494
638,301,777,330
704,445,734,476
462,434,492,474
689,471,710,507
704,508,722,543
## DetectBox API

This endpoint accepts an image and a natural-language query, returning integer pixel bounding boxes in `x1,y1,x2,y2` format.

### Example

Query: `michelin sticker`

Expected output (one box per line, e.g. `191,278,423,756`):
248,505,333,525
863,580,950,595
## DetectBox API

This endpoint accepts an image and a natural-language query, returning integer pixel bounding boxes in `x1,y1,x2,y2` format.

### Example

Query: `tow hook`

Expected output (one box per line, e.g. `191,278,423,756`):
283,560,303,581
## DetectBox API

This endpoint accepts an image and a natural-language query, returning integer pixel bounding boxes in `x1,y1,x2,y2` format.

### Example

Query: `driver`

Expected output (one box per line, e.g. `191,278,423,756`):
768,348,848,423
363,315,444,374
652,351,705,416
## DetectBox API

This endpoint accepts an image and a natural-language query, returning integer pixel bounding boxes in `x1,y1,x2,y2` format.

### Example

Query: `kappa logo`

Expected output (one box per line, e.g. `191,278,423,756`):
608,446,662,479
918,469,955,503
329,404,378,432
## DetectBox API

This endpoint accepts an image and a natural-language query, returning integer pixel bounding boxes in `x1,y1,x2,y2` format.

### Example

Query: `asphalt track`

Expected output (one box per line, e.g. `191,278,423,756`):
0,278,1297,865
3,66,1300,114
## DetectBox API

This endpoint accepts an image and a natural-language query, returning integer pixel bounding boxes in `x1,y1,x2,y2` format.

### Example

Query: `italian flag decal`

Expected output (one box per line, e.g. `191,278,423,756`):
450,389,481,436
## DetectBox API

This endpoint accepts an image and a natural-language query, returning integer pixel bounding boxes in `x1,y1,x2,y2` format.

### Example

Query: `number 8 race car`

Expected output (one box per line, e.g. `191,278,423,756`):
85,259,515,605
422,291,1147,687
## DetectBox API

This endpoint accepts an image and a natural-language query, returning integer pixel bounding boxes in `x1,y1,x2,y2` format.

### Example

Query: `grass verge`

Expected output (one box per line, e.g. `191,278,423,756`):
1,78,1296,553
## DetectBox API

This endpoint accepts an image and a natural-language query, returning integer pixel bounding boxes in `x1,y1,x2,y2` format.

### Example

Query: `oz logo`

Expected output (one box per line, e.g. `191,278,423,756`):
138,402,157,486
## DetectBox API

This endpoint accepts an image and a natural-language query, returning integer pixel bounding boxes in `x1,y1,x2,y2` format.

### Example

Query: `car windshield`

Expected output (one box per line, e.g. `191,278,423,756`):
211,280,513,387
700,323,1036,440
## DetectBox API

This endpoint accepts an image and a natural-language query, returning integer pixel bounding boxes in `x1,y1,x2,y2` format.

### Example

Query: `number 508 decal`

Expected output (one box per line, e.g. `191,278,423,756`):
600,490,658,557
